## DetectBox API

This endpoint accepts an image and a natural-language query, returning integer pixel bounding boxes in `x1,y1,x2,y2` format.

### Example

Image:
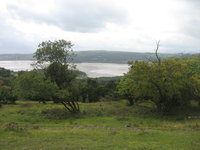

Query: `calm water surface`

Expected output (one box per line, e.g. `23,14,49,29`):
0,61,129,77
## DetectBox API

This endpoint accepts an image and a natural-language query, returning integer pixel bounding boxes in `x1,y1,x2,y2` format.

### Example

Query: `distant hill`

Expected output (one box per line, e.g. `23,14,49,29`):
74,51,191,63
0,51,192,64
0,54,34,61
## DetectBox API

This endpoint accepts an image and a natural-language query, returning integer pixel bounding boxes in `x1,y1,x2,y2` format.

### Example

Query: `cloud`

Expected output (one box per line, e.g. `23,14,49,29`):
7,0,127,33
183,20,200,39
177,0,200,39
0,17,35,53
0,0,200,54
187,0,200,5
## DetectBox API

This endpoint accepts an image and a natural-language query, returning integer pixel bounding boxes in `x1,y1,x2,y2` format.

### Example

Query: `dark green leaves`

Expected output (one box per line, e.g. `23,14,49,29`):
33,40,74,68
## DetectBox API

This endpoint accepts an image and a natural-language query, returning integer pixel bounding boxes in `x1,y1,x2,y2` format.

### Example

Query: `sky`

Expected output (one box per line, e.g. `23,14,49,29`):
0,0,199,54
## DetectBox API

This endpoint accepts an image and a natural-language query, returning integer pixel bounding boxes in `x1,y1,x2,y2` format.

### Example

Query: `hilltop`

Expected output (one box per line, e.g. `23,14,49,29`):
0,51,191,64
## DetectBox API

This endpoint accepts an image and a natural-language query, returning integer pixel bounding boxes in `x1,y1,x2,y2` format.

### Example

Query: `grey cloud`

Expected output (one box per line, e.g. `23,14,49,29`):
183,19,200,39
161,36,200,53
177,0,200,39
0,17,35,54
186,0,200,6
7,0,127,33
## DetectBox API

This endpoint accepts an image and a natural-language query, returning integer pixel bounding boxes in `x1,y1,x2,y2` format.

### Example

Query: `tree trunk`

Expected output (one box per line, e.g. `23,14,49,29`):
61,100,80,113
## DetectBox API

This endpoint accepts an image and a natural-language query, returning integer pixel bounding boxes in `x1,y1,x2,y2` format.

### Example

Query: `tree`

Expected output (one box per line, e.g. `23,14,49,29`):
33,39,74,69
117,75,137,106
118,42,199,112
80,79,107,103
15,70,58,103
184,55,200,105
118,61,150,106
45,62,75,89
0,67,12,78
33,39,81,113
0,68,17,105
56,80,85,113
103,79,120,101
0,84,17,105
118,58,197,113
155,40,161,65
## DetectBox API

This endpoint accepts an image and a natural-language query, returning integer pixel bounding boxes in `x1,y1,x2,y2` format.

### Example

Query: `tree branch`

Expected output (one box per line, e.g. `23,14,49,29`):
155,40,161,65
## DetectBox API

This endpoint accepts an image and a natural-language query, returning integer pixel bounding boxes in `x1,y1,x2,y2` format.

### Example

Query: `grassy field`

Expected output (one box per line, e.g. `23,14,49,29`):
0,100,200,150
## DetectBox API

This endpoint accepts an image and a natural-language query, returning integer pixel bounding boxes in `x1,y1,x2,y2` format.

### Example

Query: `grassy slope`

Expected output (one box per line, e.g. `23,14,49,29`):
0,100,200,150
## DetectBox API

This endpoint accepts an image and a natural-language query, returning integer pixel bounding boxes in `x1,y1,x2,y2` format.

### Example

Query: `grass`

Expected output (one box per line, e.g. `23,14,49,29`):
0,128,200,150
0,100,200,150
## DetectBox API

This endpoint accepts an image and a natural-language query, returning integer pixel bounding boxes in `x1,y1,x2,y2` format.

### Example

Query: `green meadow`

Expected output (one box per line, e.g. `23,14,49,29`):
0,100,199,150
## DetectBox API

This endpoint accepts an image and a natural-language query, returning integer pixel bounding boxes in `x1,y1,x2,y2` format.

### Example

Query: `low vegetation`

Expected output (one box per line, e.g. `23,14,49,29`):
0,100,200,150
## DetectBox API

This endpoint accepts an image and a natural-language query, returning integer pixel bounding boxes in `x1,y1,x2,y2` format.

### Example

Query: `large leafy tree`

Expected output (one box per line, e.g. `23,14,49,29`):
33,39,74,68
33,39,81,113
118,58,198,113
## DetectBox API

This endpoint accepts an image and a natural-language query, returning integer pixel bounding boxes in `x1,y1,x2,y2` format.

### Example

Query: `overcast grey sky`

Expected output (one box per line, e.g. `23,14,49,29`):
0,0,199,54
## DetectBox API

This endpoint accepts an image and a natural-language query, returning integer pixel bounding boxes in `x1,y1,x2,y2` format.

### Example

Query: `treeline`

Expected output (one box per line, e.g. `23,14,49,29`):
0,39,200,115
0,68,17,104
0,67,119,108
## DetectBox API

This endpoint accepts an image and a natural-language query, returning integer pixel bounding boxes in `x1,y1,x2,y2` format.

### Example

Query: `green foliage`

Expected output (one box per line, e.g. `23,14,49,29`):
0,85,17,104
75,77,120,103
33,39,74,66
0,68,17,105
0,67,12,77
33,39,82,113
85,79,103,102
55,81,83,113
177,55,200,105
74,70,87,78
118,57,200,113
45,62,75,88
15,70,58,102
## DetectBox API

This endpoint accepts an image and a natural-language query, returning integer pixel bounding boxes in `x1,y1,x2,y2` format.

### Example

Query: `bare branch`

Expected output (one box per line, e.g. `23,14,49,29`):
155,40,161,65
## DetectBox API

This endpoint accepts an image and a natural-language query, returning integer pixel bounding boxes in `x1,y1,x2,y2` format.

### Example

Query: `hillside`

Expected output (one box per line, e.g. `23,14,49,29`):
0,54,34,61
0,51,191,64
0,100,199,150
74,51,191,63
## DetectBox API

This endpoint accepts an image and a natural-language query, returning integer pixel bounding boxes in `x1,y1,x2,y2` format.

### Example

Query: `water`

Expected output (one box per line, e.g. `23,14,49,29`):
0,61,129,78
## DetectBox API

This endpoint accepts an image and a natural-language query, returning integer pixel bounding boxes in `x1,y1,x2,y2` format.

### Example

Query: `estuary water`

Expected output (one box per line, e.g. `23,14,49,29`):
0,61,129,78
